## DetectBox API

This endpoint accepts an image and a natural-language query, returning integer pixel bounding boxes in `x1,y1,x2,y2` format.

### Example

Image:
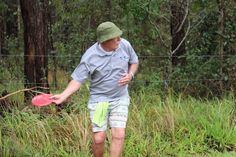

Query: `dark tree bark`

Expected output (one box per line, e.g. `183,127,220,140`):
5,0,18,37
0,13,4,58
20,0,49,99
170,0,187,66
33,1,49,89
48,2,58,89
0,0,20,55
20,0,36,93
105,0,112,21
217,0,225,94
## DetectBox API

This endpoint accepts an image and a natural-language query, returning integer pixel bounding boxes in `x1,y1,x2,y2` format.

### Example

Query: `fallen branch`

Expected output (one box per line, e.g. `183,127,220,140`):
0,87,49,100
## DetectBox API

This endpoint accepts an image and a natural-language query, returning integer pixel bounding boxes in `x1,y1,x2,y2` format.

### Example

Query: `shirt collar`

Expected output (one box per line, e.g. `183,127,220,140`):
96,43,120,56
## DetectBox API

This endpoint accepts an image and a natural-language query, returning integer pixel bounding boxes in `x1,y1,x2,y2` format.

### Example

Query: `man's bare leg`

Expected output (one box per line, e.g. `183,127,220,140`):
92,131,106,157
110,128,125,157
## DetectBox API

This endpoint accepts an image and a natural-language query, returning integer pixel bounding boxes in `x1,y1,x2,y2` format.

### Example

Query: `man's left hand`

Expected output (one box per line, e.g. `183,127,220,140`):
118,73,132,86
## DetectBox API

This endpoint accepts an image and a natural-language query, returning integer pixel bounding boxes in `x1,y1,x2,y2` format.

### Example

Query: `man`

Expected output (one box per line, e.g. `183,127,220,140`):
52,21,139,157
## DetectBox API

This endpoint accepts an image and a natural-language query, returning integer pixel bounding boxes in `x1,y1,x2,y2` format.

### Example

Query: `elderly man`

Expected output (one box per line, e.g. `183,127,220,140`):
52,21,139,157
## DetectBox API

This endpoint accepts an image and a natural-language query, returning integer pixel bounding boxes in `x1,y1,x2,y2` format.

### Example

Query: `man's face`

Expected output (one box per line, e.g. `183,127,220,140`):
103,37,121,51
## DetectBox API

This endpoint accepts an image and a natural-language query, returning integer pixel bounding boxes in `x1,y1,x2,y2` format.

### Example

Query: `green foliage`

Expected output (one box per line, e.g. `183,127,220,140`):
169,0,236,95
0,36,24,85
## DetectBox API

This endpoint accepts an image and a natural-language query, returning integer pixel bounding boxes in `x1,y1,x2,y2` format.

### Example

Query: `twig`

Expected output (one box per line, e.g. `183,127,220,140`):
171,20,191,55
176,0,189,33
0,87,49,100
148,18,170,49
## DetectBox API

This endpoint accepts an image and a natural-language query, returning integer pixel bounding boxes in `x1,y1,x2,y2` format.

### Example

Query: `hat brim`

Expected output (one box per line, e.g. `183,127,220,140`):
98,30,123,43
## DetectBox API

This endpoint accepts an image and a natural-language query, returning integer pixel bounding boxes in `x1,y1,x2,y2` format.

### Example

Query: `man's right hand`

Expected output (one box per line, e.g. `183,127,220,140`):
50,80,81,105
50,94,67,105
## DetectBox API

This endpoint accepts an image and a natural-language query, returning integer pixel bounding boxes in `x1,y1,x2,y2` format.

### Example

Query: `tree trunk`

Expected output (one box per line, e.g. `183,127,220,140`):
170,0,187,66
33,1,49,89
48,3,58,89
0,13,4,59
105,0,112,20
20,0,49,100
20,0,36,99
6,0,18,37
217,0,225,94
0,2,7,57
17,0,21,45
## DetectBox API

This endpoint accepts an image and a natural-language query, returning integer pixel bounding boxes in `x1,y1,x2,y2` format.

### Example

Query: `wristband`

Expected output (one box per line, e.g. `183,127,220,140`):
129,71,134,79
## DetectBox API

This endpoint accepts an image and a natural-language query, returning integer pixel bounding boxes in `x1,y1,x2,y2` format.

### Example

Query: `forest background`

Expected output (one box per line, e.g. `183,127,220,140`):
0,0,236,156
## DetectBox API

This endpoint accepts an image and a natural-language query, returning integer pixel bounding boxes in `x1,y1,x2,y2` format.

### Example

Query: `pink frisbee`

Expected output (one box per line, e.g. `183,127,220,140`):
32,93,53,106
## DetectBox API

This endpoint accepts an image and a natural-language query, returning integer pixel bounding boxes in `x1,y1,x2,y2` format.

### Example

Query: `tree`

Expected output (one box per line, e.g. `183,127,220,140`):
20,0,49,99
0,4,5,58
0,0,18,57
217,0,225,94
170,0,189,66
105,0,112,21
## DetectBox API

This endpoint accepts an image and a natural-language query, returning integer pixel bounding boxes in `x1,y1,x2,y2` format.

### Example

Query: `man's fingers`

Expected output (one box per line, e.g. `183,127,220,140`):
119,77,130,83
49,95,62,104
121,73,128,76
118,80,129,86
119,78,127,83
50,96,55,99
118,73,132,86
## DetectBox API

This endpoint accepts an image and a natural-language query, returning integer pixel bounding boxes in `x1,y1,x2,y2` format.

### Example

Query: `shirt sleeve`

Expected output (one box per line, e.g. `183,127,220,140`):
127,42,139,64
71,58,90,84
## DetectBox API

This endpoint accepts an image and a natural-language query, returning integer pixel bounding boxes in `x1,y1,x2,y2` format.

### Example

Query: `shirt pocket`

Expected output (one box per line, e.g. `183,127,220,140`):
92,65,112,79
113,55,129,70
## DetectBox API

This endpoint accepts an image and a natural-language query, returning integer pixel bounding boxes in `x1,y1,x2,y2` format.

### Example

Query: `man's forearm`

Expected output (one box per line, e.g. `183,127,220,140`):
61,80,81,99
128,63,139,78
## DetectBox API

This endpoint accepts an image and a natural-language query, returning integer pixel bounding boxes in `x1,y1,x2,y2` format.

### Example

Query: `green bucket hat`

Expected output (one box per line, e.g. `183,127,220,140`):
96,21,123,43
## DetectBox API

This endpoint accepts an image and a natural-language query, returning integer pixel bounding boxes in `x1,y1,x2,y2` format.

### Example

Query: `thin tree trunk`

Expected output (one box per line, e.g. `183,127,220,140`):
0,3,6,58
48,3,57,89
217,0,225,94
170,0,187,66
106,0,112,20
0,14,4,59
6,1,18,37
17,0,21,44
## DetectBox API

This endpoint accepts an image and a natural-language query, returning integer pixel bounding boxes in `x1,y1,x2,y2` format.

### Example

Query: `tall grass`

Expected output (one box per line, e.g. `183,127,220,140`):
1,88,236,156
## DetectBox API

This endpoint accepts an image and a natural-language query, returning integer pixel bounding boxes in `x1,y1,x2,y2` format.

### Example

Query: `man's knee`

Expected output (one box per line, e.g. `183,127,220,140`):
112,128,125,141
93,132,106,144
